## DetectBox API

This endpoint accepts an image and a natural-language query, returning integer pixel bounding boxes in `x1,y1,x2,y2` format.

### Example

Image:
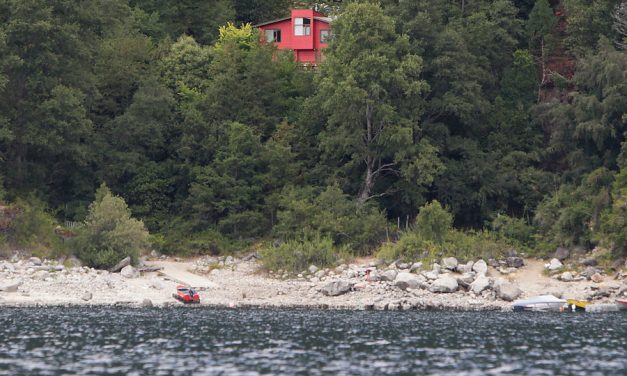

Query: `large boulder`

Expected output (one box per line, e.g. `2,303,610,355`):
29,257,42,266
409,262,423,273
0,281,22,292
379,269,398,282
469,276,491,294
141,298,153,308
429,276,458,293
441,257,458,271
321,280,353,296
554,247,570,261
109,257,131,273
457,261,474,274
546,258,563,271
580,257,598,267
308,265,319,274
472,260,488,275
120,265,139,279
456,273,476,288
394,272,424,290
495,281,522,301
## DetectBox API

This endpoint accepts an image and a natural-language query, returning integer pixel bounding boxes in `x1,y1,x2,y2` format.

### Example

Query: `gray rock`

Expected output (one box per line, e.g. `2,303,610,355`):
141,298,153,308
547,258,563,271
617,284,627,297
320,280,353,296
505,257,524,268
394,272,423,290
472,260,488,275
29,257,42,266
469,276,491,294
456,273,476,288
441,257,458,271
580,266,601,279
120,265,139,279
457,261,474,274
379,269,398,282
109,257,131,273
308,265,319,274
366,270,381,282
81,292,93,301
580,257,598,267
432,263,442,274
0,281,22,292
559,272,574,282
397,262,410,270
495,282,522,301
150,250,161,258
225,256,234,265
429,276,458,293
554,247,570,261
421,271,439,280
314,270,326,278
409,262,423,273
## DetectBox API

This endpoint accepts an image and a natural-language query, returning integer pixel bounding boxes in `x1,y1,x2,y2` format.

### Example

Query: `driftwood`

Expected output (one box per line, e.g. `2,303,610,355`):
139,267,164,273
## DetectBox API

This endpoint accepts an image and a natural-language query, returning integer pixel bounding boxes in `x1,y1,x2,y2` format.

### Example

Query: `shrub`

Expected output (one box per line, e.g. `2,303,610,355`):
260,234,340,273
4,198,65,258
274,185,387,254
73,184,150,269
491,214,537,248
415,200,452,244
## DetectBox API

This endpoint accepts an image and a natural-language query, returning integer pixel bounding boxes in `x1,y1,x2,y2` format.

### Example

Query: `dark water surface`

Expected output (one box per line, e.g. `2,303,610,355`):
0,307,625,375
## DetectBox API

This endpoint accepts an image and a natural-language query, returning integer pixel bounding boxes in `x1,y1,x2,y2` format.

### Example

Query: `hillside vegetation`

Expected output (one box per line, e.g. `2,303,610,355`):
0,0,625,269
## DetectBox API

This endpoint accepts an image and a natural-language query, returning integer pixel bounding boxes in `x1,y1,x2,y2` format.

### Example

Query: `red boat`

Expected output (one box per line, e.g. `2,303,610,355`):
617,298,627,311
173,284,200,304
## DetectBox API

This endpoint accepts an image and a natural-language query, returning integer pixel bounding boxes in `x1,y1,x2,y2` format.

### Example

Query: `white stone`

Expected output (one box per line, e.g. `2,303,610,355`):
394,272,423,290
429,276,458,293
120,265,139,279
472,260,488,275
469,276,491,294
441,257,458,270
546,258,563,271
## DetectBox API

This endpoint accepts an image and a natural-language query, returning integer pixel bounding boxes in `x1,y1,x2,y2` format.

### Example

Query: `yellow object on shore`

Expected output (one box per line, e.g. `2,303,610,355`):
566,299,590,311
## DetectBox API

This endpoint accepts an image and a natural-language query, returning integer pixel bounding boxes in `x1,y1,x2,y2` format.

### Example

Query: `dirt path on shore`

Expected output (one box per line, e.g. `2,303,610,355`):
149,260,219,289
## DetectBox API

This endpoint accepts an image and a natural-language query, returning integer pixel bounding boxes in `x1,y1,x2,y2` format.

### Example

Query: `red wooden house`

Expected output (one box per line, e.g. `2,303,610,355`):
255,9,332,64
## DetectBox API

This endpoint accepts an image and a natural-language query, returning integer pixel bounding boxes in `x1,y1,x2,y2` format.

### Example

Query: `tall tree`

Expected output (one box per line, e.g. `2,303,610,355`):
315,3,442,205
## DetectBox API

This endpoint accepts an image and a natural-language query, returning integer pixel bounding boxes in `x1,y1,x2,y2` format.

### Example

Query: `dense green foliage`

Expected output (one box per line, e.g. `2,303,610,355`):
73,184,150,269
0,0,625,266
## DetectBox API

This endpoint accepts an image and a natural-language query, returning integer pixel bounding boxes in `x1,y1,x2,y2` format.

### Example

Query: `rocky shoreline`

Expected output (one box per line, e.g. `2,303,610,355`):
1,253,625,311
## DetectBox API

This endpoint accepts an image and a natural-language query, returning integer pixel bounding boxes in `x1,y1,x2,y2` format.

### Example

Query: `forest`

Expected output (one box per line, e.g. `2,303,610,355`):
0,0,625,270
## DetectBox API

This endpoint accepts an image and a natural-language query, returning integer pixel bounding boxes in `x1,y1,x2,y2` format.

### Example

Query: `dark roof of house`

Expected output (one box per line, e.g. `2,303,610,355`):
253,17,291,28
254,16,332,28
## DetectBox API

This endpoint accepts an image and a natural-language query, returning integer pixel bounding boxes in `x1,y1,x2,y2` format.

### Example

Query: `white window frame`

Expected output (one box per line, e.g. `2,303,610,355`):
294,17,311,36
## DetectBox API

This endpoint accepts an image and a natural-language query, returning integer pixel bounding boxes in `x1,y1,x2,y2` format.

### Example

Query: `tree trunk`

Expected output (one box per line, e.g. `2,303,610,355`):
358,157,375,205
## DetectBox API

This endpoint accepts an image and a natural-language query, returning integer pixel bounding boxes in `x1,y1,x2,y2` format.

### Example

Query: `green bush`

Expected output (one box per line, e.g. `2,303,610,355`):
491,214,537,248
6,198,65,257
73,184,150,269
157,217,250,256
377,228,511,265
274,185,387,254
260,234,340,273
415,200,453,244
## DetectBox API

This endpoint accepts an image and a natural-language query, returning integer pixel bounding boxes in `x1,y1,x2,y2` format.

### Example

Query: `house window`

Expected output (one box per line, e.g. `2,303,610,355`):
294,17,311,36
265,29,281,43
320,29,331,44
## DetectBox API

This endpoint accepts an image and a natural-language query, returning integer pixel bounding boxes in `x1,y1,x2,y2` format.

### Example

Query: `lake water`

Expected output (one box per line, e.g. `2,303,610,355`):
0,307,625,375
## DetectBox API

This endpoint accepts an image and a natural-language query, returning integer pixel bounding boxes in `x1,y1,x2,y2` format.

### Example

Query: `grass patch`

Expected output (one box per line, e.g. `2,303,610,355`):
260,234,344,273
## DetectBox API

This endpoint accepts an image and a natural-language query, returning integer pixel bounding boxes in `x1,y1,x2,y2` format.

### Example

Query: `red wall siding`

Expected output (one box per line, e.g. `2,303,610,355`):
258,9,330,63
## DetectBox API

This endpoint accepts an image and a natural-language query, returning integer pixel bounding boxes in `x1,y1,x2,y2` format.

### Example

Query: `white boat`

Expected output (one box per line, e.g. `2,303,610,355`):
512,295,567,312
